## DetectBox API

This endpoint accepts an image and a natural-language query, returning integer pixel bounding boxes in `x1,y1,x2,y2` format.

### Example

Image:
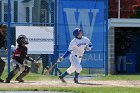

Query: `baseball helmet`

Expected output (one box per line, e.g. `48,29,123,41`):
73,28,82,37
17,35,29,45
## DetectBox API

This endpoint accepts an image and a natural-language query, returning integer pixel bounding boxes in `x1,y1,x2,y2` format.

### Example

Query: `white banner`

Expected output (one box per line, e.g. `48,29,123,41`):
16,26,54,54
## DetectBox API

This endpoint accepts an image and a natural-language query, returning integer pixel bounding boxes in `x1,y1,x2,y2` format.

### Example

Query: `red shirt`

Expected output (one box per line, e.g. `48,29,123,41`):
12,45,28,64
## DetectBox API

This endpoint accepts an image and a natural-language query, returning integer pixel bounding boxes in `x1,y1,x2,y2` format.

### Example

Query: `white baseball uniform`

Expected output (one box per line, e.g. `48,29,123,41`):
66,36,92,74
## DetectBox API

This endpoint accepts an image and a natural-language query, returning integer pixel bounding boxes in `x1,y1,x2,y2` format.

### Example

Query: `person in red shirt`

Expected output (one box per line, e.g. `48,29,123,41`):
5,35,35,83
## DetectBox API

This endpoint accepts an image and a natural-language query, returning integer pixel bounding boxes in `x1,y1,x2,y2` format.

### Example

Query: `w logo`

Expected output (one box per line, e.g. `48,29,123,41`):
63,8,99,40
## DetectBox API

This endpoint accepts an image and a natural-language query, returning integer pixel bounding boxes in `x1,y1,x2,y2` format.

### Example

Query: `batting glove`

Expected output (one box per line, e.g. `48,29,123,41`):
57,57,63,62
85,43,93,51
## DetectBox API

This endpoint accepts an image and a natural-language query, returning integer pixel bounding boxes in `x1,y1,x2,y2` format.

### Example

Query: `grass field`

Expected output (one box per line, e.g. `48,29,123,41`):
0,64,140,93
93,74,140,80
2,66,140,81
0,86,140,93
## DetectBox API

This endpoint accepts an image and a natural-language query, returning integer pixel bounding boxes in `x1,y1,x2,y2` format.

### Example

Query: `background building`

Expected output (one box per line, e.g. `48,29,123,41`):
109,0,140,74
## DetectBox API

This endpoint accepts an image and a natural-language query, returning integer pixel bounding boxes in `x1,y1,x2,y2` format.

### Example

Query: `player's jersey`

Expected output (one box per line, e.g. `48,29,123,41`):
68,36,91,56
12,45,28,64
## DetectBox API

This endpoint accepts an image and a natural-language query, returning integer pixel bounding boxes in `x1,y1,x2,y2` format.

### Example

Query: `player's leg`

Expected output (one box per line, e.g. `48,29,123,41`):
16,65,31,82
59,66,76,83
5,64,20,83
0,57,5,82
68,55,82,74
59,55,76,82
74,57,82,83
59,55,80,83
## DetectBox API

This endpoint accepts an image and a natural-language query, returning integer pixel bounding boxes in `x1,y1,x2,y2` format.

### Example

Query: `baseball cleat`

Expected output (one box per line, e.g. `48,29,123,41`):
5,79,10,83
59,76,66,83
15,77,24,82
0,78,4,83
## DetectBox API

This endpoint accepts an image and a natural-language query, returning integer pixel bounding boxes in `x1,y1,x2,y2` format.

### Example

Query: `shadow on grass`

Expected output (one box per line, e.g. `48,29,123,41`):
77,82,103,86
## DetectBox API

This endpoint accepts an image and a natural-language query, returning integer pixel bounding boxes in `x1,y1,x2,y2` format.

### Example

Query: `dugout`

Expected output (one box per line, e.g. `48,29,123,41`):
108,18,140,74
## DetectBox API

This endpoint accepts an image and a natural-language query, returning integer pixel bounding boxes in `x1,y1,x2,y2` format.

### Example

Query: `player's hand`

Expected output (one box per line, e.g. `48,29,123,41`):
85,45,89,51
34,62,41,68
32,60,36,63
85,43,93,51
57,57,63,62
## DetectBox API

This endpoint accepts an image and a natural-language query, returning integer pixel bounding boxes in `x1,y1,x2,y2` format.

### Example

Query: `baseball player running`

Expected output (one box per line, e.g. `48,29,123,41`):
57,28,93,83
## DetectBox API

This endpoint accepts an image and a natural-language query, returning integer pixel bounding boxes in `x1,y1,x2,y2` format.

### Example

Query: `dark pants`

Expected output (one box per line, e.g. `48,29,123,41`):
0,57,5,77
6,64,31,81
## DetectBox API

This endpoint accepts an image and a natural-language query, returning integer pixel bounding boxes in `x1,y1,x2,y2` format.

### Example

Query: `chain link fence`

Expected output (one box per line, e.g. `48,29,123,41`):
1,0,140,80
0,0,55,77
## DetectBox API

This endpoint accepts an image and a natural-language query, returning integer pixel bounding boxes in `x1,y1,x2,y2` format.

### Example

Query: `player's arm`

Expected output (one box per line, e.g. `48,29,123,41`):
89,42,93,48
62,50,72,58
57,40,74,62
26,55,41,68
0,35,7,51
24,47,35,62
4,37,7,50
57,50,71,62
85,42,93,51
85,38,93,51
62,40,75,59
26,55,35,62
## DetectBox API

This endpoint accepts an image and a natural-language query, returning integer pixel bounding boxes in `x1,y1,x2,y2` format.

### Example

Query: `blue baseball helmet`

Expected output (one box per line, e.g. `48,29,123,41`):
73,28,82,37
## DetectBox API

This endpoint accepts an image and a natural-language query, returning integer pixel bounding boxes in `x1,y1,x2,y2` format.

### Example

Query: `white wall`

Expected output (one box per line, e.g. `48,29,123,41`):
18,0,34,22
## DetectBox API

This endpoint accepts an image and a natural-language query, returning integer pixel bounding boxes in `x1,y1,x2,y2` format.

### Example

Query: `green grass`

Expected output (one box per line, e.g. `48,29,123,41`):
1,65,140,93
0,87,140,93
2,65,140,81
3,73,140,81
1,68,59,81
92,74,140,80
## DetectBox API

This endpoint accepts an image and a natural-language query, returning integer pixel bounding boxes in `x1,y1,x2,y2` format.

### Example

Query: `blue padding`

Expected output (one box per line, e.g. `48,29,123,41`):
62,50,71,58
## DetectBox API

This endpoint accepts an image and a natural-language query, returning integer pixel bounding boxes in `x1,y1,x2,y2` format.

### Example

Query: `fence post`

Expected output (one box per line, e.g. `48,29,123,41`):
7,0,11,74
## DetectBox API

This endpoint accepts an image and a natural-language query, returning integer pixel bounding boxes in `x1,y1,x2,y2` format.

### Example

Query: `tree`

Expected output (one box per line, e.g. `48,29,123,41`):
109,0,140,18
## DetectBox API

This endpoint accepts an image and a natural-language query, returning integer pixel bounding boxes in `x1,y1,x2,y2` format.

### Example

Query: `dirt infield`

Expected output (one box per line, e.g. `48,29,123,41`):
0,80,140,89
